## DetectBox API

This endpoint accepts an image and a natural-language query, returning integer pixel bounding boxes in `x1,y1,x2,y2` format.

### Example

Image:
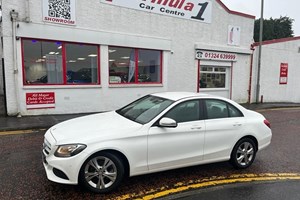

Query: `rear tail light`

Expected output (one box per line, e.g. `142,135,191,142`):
264,119,271,128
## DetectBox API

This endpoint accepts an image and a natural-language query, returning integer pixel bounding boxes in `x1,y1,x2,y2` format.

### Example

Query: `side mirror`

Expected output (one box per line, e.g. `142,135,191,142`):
159,117,177,128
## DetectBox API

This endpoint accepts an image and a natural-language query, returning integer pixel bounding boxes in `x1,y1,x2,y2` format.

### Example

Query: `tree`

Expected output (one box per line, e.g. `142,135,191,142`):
254,16,294,42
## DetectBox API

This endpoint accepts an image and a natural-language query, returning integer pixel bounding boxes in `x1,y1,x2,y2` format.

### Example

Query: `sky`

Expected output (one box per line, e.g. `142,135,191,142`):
221,0,300,36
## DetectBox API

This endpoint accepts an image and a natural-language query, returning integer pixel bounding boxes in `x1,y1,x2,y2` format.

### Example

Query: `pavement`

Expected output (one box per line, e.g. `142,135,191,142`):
1,103,300,132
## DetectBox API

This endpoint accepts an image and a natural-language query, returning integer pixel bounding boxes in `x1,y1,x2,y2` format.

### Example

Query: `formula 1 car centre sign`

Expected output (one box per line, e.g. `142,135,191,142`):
101,0,212,23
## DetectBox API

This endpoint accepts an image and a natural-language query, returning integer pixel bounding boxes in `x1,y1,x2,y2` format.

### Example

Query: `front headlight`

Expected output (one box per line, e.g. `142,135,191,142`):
54,144,87,157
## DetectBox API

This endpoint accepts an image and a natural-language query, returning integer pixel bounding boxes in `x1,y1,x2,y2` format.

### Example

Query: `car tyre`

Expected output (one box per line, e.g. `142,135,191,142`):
230,138,257,169
79,152,125,193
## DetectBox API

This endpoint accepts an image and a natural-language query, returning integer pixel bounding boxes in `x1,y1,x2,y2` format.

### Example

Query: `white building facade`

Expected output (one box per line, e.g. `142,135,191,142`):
251,37,300,103
0,0,256,116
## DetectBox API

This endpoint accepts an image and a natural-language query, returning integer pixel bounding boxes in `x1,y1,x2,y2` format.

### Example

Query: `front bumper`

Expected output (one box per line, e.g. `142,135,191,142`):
42,130,87,185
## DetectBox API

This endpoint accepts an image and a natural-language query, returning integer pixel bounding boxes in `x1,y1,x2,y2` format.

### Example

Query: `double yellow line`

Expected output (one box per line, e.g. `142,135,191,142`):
116,173,300,200
0,129,46,136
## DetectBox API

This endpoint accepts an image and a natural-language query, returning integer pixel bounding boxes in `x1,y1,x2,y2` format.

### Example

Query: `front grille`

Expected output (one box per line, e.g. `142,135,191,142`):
43,138,51,155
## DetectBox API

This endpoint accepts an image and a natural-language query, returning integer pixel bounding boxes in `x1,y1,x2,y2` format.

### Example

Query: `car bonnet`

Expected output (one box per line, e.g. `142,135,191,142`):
49,111,142,144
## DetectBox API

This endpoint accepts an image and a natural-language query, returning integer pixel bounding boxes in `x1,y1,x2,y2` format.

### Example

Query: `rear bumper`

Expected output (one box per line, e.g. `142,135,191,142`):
258,132,272,151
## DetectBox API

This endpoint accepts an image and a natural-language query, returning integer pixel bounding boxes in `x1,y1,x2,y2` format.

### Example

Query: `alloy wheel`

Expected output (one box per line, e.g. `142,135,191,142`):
84,156,117,189
236,141,254,166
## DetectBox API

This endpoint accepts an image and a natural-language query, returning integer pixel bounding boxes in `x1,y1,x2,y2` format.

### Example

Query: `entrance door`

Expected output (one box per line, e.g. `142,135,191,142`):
198,61,232,99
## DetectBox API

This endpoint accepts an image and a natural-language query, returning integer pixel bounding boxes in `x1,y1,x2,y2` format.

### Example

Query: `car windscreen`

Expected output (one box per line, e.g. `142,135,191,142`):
116,95,174,124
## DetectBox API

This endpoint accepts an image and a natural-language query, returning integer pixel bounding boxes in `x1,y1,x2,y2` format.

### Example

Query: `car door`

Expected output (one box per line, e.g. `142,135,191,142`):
148,99,205,171
203,99,245,161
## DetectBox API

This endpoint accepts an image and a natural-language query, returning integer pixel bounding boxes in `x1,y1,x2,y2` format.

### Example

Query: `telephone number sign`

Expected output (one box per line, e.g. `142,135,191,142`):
196,50,237,62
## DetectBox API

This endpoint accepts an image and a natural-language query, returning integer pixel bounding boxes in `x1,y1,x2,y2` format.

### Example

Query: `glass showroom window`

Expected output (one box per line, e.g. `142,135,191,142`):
108,46,162,84
22,39,99,85
65,44,99,84
23,40,63,84
200,66,227,88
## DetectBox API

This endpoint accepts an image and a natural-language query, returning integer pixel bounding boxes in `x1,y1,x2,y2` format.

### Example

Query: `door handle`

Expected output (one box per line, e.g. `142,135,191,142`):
233,123,242,127
191,126,202,130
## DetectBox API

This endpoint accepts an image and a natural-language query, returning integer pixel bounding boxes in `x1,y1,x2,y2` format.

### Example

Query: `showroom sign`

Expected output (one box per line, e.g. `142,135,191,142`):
43,0,76,25
279,63,288,84
101,0,212,23
195,50,237,62
26,92,55,110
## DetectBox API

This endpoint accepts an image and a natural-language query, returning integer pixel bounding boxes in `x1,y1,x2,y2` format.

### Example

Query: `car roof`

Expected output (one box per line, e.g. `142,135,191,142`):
151,92,212,101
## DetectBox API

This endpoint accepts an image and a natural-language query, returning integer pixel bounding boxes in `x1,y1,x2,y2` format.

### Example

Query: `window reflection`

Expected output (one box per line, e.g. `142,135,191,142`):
200,66,227,88
66,44,98,84
23,39,99,85
109,46,162,84
109,47,135,83
23,40,63,84
138,49,161,83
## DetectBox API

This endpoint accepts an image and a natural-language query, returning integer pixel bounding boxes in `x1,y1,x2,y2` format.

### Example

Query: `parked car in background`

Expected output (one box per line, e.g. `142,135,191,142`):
42,92,272,193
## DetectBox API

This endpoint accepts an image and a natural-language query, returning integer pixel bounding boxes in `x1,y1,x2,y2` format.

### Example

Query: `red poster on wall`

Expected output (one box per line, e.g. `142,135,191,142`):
26,92,55,110
279,63,288,84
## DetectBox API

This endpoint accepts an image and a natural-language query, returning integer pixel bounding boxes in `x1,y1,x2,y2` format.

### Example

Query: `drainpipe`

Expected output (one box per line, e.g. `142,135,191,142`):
248,45,255,104
10,10,21,117
25,0,31,23
256,0,264,103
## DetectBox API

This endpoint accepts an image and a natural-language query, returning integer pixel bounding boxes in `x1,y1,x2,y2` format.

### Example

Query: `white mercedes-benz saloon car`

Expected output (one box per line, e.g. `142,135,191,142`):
42,92,272,193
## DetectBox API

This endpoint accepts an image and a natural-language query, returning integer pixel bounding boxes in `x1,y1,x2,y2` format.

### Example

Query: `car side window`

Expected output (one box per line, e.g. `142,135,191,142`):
205,99,244,119
205,100,228,119
164,100,200,123
228,104,243,117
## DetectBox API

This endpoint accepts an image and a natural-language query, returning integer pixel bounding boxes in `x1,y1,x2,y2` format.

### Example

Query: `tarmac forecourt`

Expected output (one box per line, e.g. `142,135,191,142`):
1,107,300,200
118,173,300,200
1,129,300,200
